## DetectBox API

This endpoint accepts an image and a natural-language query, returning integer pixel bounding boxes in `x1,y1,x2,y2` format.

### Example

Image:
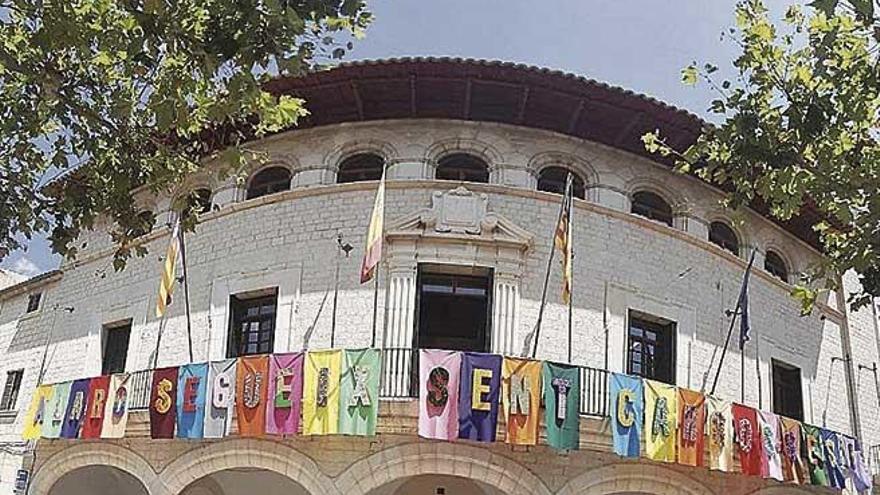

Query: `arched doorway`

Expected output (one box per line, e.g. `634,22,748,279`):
179,469,312,495
366,474,505,495
49,465,148,495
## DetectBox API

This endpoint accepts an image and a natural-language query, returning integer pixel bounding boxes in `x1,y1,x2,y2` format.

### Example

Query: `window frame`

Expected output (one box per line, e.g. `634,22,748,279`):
336,153,385,183
764,250,789,283
536,166,587,200
246,167,292,200
708,221,740,256
26,292,42,313
435,153,490,183
0,369,24,411
771,359,804,421
101,321,132,376
630,190,673,226
626,311,676,385
227,289,279,358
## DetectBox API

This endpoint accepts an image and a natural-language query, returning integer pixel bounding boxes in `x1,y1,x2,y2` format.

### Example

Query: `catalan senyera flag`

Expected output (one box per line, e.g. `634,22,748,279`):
360,168,385,283
156,218,181,318
554,172,573,304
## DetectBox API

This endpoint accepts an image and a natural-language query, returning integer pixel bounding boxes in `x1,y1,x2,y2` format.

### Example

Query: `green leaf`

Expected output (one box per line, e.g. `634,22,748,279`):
681,65,698,85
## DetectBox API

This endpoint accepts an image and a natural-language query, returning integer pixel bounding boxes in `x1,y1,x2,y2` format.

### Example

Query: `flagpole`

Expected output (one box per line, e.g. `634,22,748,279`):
567,200,574,364
709,249,757,396
179,228,194,363
371,264,380,348
531,192,566,359
755,321,763,409
741,339,746,403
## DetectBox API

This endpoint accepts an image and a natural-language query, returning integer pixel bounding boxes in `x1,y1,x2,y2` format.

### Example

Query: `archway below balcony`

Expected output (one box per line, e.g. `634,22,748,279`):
47,465,149,495
364,474,506,495
555,463,713,495
178,469,314,495
29,443,156,495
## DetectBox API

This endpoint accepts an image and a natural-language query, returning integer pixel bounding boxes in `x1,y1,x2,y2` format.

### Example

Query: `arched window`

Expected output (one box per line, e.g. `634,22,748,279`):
764,250,789,282
537,167,586,200
435,153,489,183
709,221,740,255
246,167,291,200
128,210,155,238
631,191,673,226
337,153,385,183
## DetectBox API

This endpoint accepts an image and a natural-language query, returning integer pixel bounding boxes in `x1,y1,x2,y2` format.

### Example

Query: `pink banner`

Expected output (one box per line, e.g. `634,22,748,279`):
418,349,461,440
265,353,304,435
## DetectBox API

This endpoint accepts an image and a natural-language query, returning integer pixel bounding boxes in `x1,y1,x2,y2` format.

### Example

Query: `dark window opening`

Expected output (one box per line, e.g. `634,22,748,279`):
709,221,740,256
337,153,384,183
537,166,586,200
128,210,156,238
772,360,803,420
435,153,489,183
764,251,789,283
631,191,673,226
183,188,213,217
0,369,23,411
246,167,291,200
228,289,278,358
627,311,676,384
415,265,492,353
26,292,42,313
102,322,131,375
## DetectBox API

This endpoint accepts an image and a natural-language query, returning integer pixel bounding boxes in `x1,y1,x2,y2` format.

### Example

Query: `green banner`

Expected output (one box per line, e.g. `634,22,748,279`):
542,361,580,450
338,348,381,435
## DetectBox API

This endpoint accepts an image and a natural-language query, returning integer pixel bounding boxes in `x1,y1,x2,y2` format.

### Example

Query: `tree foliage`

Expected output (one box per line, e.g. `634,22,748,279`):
643,0,880,311
0,0,370,269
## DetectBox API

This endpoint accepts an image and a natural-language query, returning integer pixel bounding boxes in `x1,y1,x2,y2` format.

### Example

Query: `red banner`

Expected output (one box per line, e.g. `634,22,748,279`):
149,367,178,439
732,403,761,475
80,376,110,439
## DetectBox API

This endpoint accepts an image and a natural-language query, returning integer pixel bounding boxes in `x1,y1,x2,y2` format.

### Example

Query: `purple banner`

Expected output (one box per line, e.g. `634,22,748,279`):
458,352,502,442
60,379,90,439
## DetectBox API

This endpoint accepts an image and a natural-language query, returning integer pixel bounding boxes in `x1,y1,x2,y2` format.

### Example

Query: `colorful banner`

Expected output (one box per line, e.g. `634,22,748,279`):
236,355,269,437
150,367,178,439
821,428,845,489
266,353,304,436
21,384,52,440
80,376,110,439
758,410,782,481
732,403,761,475
459,352,502,443
204,359,237,438
849,438,874,493
707,397,733,471
803,424,829,487
418,349,461,440
338,349,380,436
176,363,208,439
302,349,341,435
644,379,677,462
61,379,90,439
677,388,705,467
101,374,131,439
779,417,805,484
610,372,642,457
543,362,580,451
501,357,542,445
43,381,70,439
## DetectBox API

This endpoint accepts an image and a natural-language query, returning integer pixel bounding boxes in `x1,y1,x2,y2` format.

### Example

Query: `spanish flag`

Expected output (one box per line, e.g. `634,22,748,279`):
155,218,181,318
554,173,573,304
360,168,385,283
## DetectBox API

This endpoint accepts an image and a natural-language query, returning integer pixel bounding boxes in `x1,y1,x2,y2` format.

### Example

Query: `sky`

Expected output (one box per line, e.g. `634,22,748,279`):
1,0,744,278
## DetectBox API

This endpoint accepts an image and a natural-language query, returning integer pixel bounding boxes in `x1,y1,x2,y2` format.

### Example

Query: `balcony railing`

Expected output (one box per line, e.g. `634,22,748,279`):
127,347,610,417
869,444,880,477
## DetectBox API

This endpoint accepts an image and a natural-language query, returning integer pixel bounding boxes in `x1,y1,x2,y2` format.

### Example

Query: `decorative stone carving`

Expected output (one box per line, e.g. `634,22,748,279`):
431,186,488,234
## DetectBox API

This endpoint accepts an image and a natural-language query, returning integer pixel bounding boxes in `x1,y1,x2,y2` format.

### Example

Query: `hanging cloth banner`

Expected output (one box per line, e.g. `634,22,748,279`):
849,437,874,493
101,374,131,439
21,384,53,440
758,411,783,481
839,434,856,488
80,376,110,439
42,381,70,439
644,379,677,462
204,359,237,438
458,352,502,443
543,362,580,450
731,403,761,476
150,367,179,439
61,379,90,439
266,353,304,435
339,349,381,436
707,397,733,471
779,417,806,484
803,424,829,487
501,357,542,445
418,349,461,440
610,372,643,457
176,363,208,439
821,428,846,489
236,355,269,437
302,350,341,435
676,388,705,467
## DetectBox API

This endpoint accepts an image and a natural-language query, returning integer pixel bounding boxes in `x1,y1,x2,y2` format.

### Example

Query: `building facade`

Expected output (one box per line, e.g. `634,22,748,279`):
1,58,879,495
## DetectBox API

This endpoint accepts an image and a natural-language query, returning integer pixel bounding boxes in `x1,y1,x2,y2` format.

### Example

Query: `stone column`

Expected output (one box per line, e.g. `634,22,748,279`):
382,264,417,397
492,277,520,355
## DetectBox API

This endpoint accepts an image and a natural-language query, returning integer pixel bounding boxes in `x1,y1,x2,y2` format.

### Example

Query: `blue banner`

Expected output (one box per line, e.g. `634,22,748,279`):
458,352,502,442
821,428,845,489
176,363,208,439
610,372,643,457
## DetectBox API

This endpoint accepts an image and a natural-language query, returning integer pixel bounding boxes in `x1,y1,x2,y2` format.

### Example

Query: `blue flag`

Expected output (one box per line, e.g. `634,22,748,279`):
821,428,846,489
176,363,208,439
610,373,643,457
738,250,756,350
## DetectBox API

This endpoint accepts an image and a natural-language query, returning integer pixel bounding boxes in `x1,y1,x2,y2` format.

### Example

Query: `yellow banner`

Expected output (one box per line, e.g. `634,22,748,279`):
644,379,677,462
22,384,53,440
302,349,341,435
501,357,542,445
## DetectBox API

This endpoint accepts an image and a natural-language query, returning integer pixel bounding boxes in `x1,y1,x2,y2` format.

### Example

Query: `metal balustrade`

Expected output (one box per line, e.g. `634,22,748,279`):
128,369,153,410
870,444,880,476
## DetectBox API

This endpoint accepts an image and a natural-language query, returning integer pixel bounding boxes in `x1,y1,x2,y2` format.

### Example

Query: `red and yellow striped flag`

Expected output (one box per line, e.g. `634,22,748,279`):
554,174,573,304
360,169,385,283
155,219,181,318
